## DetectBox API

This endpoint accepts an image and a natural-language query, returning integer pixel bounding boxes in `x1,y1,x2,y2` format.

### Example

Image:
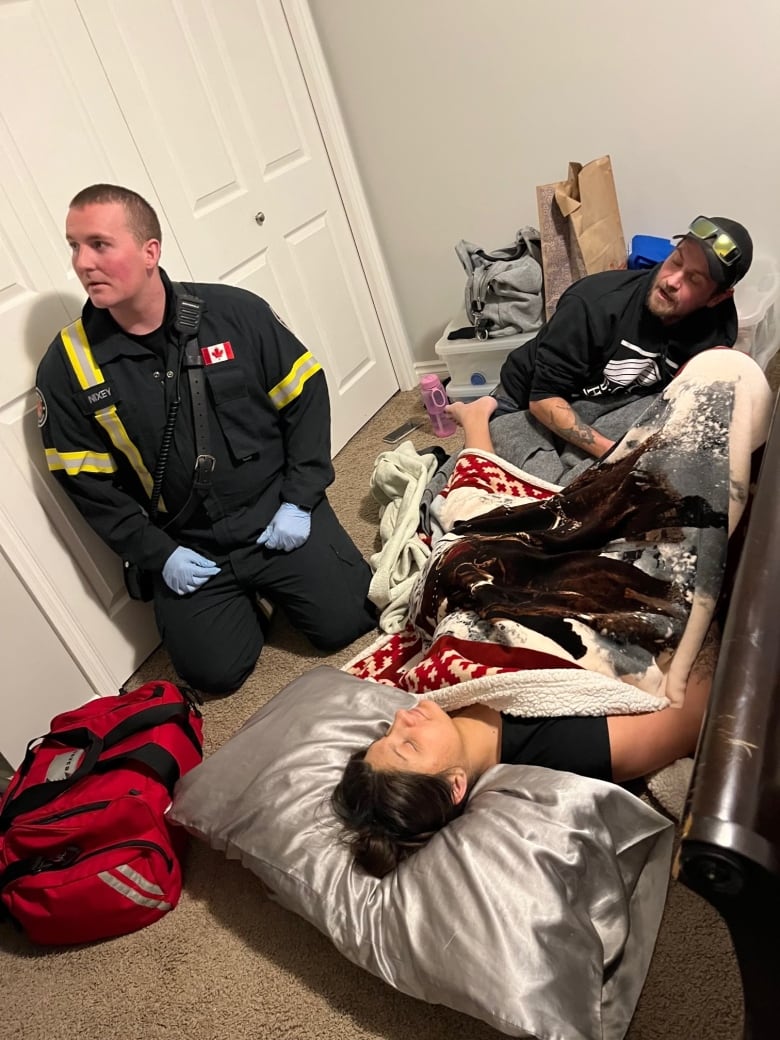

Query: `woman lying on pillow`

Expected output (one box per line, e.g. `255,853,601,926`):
332,350,772,878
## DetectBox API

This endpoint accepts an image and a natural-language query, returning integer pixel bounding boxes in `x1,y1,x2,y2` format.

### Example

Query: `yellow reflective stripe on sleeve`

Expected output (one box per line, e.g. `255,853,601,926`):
45,447,117,476
59,320,156,497
60,319,100,389
268,351,322,410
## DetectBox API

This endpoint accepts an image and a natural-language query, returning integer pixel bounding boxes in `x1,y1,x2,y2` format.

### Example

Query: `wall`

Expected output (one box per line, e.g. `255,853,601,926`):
308,0,780,366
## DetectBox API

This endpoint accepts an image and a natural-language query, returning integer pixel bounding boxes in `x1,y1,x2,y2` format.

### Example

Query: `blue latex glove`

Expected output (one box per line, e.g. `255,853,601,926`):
257,503,311,552
162,547,221,596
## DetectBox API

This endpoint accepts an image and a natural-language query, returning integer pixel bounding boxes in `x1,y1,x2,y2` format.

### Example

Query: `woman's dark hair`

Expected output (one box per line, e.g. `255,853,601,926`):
331,748,469,878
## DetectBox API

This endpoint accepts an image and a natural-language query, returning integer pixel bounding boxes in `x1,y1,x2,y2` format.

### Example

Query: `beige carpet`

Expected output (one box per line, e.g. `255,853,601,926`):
5,367,775,1039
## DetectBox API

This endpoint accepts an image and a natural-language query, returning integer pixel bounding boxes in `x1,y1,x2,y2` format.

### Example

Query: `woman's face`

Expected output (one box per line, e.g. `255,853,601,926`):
364,700,464,775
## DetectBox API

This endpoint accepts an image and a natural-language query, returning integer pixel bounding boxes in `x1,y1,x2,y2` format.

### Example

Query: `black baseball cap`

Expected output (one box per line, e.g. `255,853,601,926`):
673,216,753,289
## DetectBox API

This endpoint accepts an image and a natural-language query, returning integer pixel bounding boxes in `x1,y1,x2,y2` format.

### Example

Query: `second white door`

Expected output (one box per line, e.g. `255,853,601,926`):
0,0,399,760
78,0,399,452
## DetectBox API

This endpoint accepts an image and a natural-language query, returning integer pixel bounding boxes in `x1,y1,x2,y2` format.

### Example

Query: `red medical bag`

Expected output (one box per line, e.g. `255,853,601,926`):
0,681,203,945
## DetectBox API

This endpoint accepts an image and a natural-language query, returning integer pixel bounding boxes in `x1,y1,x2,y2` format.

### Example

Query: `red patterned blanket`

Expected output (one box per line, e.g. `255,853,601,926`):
346,351,772,720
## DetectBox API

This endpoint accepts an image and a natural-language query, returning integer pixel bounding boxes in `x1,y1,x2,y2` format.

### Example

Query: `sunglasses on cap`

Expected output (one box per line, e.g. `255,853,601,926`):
687,216,742,266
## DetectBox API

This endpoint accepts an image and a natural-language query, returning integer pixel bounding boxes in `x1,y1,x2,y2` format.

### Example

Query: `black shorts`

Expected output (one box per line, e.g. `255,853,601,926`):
500,713,612,782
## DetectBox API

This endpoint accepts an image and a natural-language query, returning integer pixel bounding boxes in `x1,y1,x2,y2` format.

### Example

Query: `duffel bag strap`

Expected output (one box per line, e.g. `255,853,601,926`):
93,743,185,796
101,698,203,759
0,729,104,831
0,693,201,830
0,740,187,831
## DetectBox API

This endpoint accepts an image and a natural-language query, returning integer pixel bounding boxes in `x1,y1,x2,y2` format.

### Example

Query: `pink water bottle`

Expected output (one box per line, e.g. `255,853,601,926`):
420,374,457,437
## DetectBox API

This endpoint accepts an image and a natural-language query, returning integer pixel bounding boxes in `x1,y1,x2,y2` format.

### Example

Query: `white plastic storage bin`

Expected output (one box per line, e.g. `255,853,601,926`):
445,380,498,403
733,255,780,370
434,312,536,388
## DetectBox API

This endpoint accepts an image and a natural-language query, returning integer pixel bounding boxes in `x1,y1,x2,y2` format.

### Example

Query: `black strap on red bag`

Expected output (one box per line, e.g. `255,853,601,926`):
0,697,201,829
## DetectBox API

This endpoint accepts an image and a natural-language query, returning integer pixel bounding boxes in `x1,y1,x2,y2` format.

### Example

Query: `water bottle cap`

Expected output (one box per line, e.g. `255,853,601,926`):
419,374,442,389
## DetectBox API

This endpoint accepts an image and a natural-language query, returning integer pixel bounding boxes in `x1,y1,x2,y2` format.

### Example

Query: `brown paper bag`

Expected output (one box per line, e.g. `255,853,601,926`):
555,156,626,275
537,155,627,319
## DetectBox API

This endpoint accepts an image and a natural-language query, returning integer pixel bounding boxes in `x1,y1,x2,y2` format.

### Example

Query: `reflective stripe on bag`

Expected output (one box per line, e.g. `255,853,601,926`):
97,865,172,911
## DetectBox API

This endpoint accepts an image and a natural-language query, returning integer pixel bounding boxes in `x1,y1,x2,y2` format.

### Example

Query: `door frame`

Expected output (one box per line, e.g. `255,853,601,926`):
282,0,416,391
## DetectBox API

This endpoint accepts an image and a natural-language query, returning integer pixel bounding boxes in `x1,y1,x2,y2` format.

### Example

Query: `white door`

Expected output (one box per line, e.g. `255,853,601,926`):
0,0,192,712
0,0,398,757
77,0,399,453
0,551,92,767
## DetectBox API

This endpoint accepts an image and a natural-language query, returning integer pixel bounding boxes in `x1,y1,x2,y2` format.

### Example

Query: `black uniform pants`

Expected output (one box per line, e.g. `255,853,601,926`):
152,499,376,693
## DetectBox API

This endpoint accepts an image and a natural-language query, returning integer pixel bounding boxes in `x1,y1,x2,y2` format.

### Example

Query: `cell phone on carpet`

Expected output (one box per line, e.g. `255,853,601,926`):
382,419,423,444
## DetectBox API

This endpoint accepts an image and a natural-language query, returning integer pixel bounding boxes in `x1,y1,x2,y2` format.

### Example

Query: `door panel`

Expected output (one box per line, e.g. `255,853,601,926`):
285,214,376,387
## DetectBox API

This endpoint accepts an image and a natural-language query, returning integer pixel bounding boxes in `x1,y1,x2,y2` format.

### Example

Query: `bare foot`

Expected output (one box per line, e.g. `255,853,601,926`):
445,396,498,428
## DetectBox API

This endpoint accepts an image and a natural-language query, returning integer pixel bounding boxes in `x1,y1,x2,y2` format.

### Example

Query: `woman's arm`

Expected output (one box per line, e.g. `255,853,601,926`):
606,625,719,781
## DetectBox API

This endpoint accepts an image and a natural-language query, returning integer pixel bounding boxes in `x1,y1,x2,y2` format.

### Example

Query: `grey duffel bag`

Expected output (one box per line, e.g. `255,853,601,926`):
455,226,544,339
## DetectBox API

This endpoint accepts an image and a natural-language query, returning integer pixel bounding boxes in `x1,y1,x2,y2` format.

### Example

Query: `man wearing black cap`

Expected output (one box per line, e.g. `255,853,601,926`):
498,215,753,461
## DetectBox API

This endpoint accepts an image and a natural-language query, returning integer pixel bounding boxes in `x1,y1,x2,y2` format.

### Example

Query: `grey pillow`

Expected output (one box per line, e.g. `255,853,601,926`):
171,665,673,1039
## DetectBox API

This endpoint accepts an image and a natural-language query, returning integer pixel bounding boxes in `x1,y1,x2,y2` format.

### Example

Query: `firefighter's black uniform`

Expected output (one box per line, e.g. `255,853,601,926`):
36,271,376,693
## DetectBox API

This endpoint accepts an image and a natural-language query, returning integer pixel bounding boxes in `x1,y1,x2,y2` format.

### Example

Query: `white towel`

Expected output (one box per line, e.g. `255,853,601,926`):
368,441,438,633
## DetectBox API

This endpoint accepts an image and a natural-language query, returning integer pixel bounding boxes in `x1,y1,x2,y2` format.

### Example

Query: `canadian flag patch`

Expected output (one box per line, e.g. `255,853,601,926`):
200,341,235,365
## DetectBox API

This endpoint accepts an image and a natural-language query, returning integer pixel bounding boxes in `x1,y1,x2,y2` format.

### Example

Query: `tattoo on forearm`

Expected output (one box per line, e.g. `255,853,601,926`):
548,403,596,447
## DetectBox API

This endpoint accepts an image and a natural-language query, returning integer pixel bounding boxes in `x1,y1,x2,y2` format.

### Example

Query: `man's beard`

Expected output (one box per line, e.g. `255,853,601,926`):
646,272,679,321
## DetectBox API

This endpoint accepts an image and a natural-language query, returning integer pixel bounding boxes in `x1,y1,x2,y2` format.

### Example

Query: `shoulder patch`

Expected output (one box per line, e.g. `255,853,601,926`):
35,387,48,428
